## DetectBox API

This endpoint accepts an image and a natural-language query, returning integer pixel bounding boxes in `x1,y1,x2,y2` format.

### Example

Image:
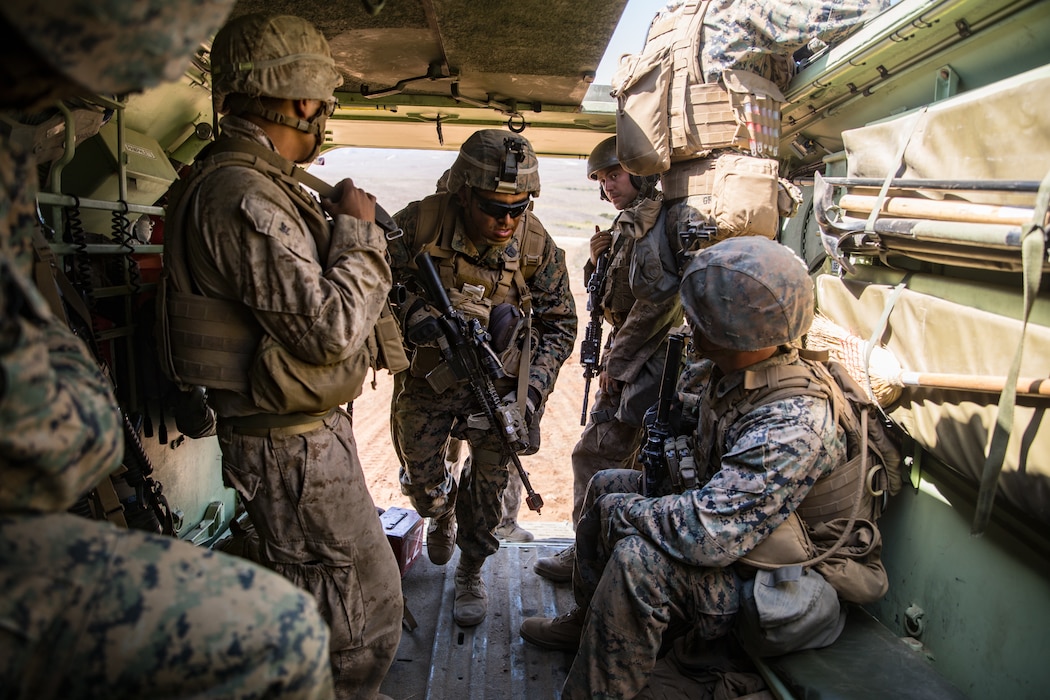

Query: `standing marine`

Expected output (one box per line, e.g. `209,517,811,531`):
160,13,402,699
388,128,576,626
0,2,335,698
534,135,683,583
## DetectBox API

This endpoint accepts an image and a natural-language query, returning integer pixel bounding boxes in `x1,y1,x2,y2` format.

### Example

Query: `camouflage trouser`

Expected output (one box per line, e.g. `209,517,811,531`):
0,512,333,699
564,469,740,700
218,409,402,700
392,374,512,562
445,438,527,528
571,350,665,525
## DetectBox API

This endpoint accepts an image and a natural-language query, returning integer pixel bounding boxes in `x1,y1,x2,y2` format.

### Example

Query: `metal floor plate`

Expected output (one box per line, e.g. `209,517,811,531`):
381,532,577,700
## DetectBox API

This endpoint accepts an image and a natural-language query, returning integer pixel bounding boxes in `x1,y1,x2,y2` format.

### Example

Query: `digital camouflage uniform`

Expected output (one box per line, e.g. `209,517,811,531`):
0,3,334,698
528,237,848,698
166,111,403,698
564,349,845,698
389,194,576,562
571,196,682,524
699,0,896,90
630,0,895,306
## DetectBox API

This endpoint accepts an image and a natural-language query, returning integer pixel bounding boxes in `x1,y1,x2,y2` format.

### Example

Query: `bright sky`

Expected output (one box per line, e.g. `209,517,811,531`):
594,0,669,84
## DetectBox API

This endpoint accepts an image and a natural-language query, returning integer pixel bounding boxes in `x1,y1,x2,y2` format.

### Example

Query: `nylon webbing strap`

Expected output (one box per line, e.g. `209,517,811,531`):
203,139,401,235
862,273,911,419
972,166,1050,535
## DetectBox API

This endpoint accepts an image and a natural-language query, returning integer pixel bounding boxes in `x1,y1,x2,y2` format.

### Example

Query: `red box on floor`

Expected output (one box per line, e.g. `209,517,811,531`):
380,507,424,576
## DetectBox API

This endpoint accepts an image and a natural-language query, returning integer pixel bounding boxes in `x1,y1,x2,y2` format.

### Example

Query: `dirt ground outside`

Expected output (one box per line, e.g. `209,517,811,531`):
354,235,594,527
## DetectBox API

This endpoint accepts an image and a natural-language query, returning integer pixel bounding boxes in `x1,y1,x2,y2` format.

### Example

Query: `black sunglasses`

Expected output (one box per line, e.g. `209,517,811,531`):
472,192,531,219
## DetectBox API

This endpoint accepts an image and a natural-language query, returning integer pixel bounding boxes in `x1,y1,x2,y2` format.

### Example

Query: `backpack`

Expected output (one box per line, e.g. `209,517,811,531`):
609,0,786,176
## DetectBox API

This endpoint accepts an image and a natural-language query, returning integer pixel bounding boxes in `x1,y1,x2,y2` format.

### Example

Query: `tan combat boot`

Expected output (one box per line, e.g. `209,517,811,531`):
519,606,585,651
453,556,487,626
533,543,574,583
494,521,535,542
426,511,457,565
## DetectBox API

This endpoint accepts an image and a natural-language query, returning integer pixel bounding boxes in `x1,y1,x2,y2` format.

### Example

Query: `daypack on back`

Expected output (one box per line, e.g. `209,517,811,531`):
609,0,786,176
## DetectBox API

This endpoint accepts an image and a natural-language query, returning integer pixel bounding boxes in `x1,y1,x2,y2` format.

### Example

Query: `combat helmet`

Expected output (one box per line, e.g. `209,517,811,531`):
680,237,813,351
587,136,660,201
210,14,342,113
446,129,541,197
0,0,236,96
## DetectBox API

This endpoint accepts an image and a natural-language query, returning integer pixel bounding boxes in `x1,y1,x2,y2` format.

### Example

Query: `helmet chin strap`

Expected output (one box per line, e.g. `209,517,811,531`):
235,98,328,162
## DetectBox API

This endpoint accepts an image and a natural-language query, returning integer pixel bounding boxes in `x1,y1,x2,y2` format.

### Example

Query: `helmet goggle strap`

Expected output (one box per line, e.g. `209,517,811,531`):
495,138,526,194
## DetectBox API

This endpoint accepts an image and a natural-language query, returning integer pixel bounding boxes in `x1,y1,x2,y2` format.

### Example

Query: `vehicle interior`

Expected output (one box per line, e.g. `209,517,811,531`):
7,0,1049,697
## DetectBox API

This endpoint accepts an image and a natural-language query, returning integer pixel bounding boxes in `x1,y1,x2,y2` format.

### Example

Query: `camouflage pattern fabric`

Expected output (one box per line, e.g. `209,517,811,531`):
390,194,575,561
1,2,344,695
0,135,124,513
0,0,238,96
2,39,335,700
167,116,401,698
563,350,846,698
172,116,390,418
218,410,403,699
0,513,333,699
571,196,681,525
394,375,517,559
700,0,895,89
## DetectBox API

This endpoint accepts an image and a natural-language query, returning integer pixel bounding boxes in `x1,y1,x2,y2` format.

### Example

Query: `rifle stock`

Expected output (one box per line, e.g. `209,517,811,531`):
412,251,544,513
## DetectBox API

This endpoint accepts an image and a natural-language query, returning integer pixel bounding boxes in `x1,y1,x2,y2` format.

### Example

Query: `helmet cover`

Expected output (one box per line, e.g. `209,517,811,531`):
211,13,342,113
680,237,813,351
446,129,541,197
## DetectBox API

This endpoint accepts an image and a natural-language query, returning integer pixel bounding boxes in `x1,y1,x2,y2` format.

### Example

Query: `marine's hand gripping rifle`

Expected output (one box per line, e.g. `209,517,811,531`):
413,251,544,513
579,246,610,425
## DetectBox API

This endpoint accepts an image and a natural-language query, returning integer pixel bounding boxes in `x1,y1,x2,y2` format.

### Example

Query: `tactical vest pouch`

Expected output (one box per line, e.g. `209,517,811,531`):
811,518,889,605
742,512,816,570
611,47,673,176
250,335,369,414
157,280,259,392
711,153,780,239
447,287,493,327
372,307,410,373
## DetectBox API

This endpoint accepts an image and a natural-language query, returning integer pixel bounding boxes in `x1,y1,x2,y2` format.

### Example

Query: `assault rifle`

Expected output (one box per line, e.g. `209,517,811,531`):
640,331,688,497
412,251,544,513
579,244,610,425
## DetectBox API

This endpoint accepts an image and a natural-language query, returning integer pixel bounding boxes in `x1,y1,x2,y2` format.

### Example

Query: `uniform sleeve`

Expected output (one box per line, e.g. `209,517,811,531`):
0,266,123,512
526,235,577,404
604,294,682,384
195,169,391,366
607,395,842,567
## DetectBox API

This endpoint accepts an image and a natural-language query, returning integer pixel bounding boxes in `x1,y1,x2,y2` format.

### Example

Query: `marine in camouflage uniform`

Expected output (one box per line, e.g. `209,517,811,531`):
521,237,847,699
535,136,683,583
161,14,402,699
388,129,576,626
0,3,334,698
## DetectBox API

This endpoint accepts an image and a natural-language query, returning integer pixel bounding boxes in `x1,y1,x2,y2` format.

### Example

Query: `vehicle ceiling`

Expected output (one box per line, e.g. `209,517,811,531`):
226,0,627,157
